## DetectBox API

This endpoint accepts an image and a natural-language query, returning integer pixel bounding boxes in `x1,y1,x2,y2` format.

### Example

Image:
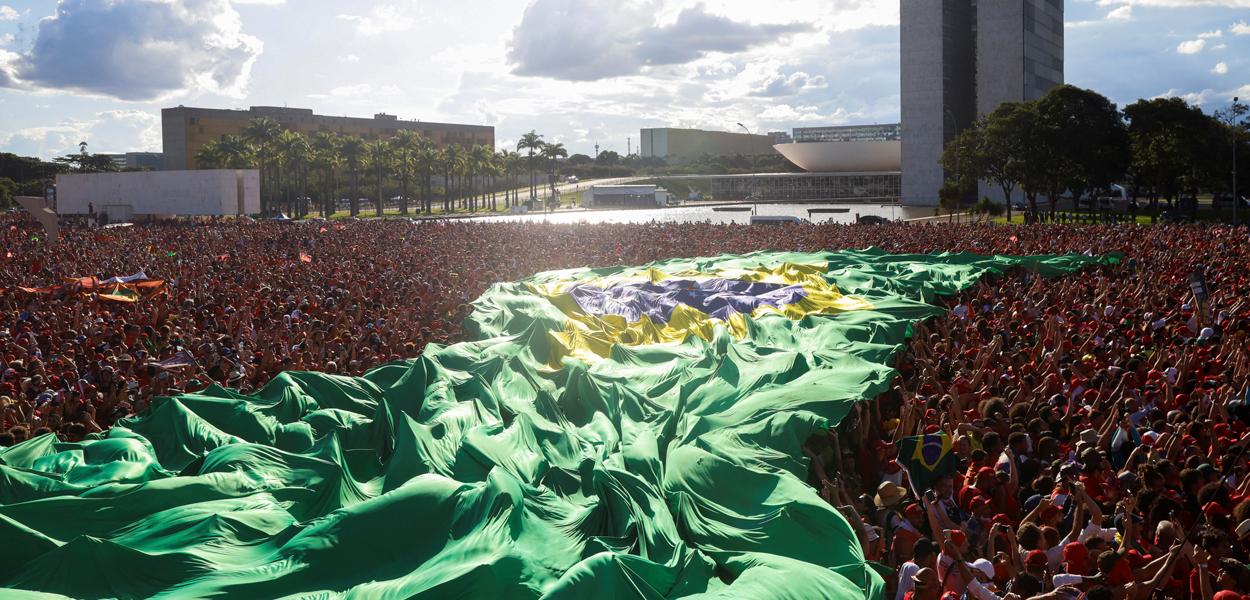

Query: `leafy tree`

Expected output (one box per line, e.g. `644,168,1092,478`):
938,126,981,218
1038,85,1130,218
0,177,16,208
566,153,593,166
1125,97,1223,220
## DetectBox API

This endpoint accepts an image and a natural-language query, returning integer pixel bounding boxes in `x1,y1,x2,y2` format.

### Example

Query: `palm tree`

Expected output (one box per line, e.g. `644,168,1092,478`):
540,141,567,208
440,145,466,213
217,135,255,169
416,139,437,214
311,132,342,217
502,150,523,209
390,130,423,215
194,141,225,169
339,135,366,217
277,131,311,217
242,117,283,214
365,139,392,217
489,151,505,212
468,144,495,212
516,130,544,204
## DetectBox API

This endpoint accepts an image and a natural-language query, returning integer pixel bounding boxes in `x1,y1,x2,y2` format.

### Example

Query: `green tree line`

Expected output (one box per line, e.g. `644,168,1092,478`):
941,84,1249,222
0,141,127,208
194,118,580,217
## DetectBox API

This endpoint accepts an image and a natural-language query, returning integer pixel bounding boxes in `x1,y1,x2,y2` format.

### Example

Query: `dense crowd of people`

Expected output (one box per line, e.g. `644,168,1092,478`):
1,213,1248,598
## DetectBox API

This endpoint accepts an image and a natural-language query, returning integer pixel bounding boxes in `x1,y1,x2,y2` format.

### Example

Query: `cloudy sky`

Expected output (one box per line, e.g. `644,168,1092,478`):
0,0,1247,159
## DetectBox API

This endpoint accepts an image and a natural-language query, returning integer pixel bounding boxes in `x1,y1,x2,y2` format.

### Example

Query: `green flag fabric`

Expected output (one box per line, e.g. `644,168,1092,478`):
0,249,1116,599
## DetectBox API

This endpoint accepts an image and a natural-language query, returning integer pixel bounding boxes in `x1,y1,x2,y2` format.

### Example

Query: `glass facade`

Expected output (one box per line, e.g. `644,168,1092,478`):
1022,0,1064,100
710,173,901,202
792,124,901,143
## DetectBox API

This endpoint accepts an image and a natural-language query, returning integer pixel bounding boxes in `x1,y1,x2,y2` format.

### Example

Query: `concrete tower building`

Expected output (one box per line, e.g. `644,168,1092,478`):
901,0,1064,207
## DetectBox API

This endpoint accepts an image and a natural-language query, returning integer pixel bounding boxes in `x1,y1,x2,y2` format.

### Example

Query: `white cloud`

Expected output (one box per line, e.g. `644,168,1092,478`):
508,0,812,81
0,5,17,21
1232,20,1250,35
1177,39,1206,54
1107,6,1133,20
0,33,13,47
1198,30,1222,39
1097,0,1250,6
307,83,402,101
1212,62,1229,75
0,0,262,101
0,109,160,157
336,5,417,36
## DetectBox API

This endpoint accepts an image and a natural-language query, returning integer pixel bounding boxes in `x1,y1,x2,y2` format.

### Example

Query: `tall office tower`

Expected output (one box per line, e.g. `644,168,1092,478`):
901,0,1064,206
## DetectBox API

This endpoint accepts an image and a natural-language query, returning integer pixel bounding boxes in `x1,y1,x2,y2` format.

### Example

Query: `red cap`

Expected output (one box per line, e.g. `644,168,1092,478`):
1063,542,1089,575
945,529,967,547
1025,549,1049,567
905,503,925,518
1203,502,1229,519
992,514,1012,527
976,466,997,480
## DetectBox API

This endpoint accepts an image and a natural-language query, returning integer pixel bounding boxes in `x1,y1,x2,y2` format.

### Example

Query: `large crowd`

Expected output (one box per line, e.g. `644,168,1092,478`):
0,214,1248,599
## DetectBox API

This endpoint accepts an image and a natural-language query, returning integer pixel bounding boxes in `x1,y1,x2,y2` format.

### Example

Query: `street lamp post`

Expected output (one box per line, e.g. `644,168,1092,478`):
1235,97,1240,227
737,123,759,216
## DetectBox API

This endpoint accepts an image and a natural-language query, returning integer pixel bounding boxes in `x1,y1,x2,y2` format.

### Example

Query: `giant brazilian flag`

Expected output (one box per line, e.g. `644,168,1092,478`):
0,248,1116,599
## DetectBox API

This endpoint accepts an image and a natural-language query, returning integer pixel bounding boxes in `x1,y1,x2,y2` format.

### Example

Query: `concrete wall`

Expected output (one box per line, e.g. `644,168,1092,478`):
975,0,1063,206
162,106,495,170
902,0,1063,207
901,0,948,207
55,170,261,217
773,141,901,173
639,128,776,163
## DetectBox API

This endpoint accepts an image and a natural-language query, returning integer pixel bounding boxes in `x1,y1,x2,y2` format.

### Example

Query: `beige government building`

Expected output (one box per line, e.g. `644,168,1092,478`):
639,128,781,164
162,106,495,171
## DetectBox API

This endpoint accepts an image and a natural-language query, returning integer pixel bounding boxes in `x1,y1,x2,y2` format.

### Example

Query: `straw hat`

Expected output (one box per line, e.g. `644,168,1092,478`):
874,481,908,508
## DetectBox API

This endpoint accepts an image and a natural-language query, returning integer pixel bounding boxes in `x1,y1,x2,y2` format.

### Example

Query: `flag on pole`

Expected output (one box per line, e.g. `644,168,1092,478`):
895,434,959,495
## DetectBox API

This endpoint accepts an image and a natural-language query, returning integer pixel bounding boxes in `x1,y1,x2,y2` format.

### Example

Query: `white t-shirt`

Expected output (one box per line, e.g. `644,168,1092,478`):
895,561,921,600
967,578,1005,600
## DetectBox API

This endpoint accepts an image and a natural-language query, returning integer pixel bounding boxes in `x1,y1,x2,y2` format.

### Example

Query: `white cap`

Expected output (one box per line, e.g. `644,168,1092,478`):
1199,327,1215,340
971,558,995,579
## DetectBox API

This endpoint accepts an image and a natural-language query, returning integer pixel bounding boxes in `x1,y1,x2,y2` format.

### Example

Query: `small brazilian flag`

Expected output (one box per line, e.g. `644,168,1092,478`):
897,434,959,494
